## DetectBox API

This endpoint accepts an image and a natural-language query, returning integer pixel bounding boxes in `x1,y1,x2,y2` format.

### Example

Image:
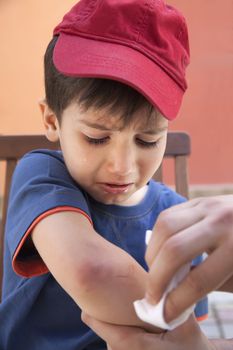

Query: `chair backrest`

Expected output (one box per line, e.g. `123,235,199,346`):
0,132,191,301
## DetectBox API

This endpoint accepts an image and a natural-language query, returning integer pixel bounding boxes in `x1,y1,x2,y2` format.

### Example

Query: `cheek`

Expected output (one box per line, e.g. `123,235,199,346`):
60,142,90,179
137,155,155,180
142,157,159,175
65,156,91,186
67,151,91,175
65,145,105,185
139,147,166,178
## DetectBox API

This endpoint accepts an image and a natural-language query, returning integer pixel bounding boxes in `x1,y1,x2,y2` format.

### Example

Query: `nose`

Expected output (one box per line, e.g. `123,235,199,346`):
107,142,135,177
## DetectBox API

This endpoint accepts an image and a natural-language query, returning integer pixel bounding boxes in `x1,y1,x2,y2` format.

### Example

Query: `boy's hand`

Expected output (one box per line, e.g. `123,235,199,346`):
145,195,233,322
82,313,219,350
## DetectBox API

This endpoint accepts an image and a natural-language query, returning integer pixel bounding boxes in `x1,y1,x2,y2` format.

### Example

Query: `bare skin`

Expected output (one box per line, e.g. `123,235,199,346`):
81,195,233,350
145,195,233,322
82,313,220,350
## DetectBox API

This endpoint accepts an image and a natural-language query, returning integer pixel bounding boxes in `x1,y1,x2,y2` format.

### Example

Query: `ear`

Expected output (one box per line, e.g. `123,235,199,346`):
39,99,60,142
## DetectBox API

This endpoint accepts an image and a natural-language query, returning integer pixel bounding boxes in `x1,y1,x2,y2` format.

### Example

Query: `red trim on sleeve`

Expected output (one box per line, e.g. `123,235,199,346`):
12,206,93,278
196,314,208,322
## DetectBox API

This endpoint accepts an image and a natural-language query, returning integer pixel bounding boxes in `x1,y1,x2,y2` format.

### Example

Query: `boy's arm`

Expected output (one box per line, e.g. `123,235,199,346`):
31,210,159,332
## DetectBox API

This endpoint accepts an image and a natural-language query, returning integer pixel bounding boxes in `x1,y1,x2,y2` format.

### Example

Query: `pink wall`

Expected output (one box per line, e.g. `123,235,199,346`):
168,0,233,184
1,0,233,184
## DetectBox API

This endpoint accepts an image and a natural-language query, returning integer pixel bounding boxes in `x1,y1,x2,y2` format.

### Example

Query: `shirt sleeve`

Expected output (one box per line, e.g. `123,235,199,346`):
5,149,92,278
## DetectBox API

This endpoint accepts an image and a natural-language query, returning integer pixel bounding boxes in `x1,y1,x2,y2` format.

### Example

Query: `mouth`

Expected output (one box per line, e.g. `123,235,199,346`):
98,182,133,194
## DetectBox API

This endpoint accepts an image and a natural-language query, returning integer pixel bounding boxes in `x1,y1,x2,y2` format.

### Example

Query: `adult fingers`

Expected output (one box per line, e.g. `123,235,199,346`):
145,200,204,268
146,195,233,269
164,244,233,322
146,216,220,304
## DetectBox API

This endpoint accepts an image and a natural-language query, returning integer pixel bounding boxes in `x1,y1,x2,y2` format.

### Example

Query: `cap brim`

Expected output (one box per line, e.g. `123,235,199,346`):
53,33,184,120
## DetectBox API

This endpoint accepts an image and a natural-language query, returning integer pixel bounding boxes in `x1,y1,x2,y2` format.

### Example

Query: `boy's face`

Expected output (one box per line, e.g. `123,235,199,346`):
44,101,168,206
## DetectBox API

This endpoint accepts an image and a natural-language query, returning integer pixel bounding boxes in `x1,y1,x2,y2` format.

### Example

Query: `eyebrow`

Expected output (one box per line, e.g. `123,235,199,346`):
141,126,168,135
79,119,167,134
79,119,120,131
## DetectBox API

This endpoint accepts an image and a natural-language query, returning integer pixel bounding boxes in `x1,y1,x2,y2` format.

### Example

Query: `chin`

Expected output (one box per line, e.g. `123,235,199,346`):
96,193,130,206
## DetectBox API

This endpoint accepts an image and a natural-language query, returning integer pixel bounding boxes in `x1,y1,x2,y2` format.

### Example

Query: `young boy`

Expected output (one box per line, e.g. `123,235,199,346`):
0,0,207,349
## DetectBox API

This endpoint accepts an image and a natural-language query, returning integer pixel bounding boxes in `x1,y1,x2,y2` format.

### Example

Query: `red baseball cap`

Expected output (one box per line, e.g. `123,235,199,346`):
53,0,190,120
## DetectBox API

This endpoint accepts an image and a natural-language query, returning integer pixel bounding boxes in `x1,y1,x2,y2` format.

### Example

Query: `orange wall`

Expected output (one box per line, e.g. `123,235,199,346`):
1,0,233,184
168,0,233,184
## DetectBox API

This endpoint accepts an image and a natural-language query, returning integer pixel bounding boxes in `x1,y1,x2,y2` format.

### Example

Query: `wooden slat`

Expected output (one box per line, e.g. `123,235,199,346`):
165,132,190,156
2,160,17,232
175,155,189,198
0,135,59,159
0,223,3,301
0,159,17,301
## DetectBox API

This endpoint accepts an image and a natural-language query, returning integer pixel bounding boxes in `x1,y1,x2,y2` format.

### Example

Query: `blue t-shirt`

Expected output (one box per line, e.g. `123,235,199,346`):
0,150,208,350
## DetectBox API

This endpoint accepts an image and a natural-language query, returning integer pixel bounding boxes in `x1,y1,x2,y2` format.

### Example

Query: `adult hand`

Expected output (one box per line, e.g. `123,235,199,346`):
145,195,233,322
82,313,216,350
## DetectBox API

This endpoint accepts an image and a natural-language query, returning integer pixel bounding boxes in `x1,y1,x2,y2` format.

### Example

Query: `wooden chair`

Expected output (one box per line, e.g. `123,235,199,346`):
0,132,191,301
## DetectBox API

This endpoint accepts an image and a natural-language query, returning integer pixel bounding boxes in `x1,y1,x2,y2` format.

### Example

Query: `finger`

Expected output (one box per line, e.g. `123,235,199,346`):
163,197,203,212
169,195,233,213
145,201,204,268
146,216,219,303
146,195,233,268
164,244,233,322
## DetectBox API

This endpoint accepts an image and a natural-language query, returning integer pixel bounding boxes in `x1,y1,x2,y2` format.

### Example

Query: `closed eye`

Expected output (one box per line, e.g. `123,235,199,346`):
85,136,158,148
85,136,109,145
136,138,158,148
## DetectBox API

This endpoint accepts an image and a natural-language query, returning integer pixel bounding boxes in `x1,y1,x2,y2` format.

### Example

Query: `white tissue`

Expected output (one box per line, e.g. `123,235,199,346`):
133,230,195,330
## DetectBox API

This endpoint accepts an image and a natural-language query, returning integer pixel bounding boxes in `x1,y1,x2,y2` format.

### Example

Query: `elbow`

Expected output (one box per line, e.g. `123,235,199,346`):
73,257,113,295
75,257,140,294
73,255,138,295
